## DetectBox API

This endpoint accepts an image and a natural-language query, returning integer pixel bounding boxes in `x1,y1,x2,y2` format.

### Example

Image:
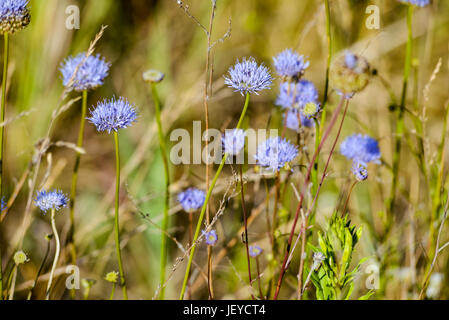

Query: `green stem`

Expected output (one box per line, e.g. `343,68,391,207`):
150,83,170,300
389,5,413,216
113,132,128,300
311,118,321,198
109,283,116,300
46,209,60,300
6,265,16,300
323,0,332,110
68,90,87,277
179,93,251,300
0,33,9,301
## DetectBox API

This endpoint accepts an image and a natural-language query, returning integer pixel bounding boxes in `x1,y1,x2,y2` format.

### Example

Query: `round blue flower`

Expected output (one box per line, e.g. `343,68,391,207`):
249,245,263,258
284,108,315,132
223,129,246,156
0,0,30,34
255,137,298,172
398,0,430,7
87,97,138,133
273,49,309,79
340,134,381,164
275,80,319,109
35,190,68,213
60,53,110,92
224,57,273,96
178,188,206,212
352,161,368,181
203,229,218,246
0,197,6,214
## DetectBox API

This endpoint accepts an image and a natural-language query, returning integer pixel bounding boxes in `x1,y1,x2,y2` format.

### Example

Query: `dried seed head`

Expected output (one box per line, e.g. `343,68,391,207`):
143,69,165,83
330,51,371,96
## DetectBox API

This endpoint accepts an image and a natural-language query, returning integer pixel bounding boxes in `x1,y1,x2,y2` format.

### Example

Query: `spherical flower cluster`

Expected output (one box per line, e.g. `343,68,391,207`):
224,57,273,96
398,0,430,7
34,189,69,213
0,197,6,213
249,245,263,258
285,108,314,132
0,0,30,34
273,49,309,79
340,134,381,164
255,137,298,172
275,80,319,110
352,161,368,181
88,97,138,133
203,229,218,246
330,51,370,96
104,271,119,283
178,188,206,212
13,250,28,265
223,129,246,156
60,53,110,92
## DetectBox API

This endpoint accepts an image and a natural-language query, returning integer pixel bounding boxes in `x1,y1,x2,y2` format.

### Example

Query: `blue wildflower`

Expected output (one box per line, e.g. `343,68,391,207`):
223,129,246,156
224,57,273,96
398,0,430,7
255,137,298,172
0,197,6,214
87,97,138,133
203,229,218,246
273,49,309,79
275,80,319,109
249,245,263,258
35,190,68,213
352,161,368,181
0,0,30,34
60,53,110,92
178,188,206,212
340,134,381,164
284,108,314,132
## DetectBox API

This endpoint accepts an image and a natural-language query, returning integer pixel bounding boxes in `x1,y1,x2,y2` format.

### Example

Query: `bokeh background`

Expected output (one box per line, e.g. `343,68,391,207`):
1,0,449,299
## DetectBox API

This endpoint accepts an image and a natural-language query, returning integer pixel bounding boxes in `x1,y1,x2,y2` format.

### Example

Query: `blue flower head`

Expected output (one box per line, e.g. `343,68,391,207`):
255,137,298,172
0,0,30,34
398,0,430,7
224,57,273,96
275,80,319,109
223,129,246,156
340,134,381,164
249,245,263,258
60,53,110,92
352,161,368,181
35,190,68,213
0,197,6,214
203,229,218,246
178,188,206,212
284,108,315,132
273,49,309,79
87,97,138,133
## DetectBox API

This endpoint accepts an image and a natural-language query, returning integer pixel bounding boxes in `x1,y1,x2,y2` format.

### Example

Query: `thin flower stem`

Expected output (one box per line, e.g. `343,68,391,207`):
113,132,128,300
68,90,88,288
46,209,60,300
342,180,358,216
273,95,347,300
389,5,414,216
311,118,321,197
240,164,254,299
6,265,16,300
323,0,332,110
179,93,251,300
255,257,264,300
0,32,9,301
150,83,170,300
109,283,116,300
27,237,51,300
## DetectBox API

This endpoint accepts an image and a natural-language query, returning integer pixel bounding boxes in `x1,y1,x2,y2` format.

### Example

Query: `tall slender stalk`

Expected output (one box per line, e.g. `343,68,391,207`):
109,283,116,300
46,209,60,300
68,90,88,276
27,236,51,300
150,83,170,300
113,132,128,300
389,5,414,215
0,33,9,301
179,93,251,300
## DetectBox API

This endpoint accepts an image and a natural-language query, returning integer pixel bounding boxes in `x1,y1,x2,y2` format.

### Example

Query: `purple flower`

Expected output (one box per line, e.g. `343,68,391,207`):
275,80,319,109
224,57,273,95
60,53,110,92
223,129,246,156
352,161,368,181
87,97,138,133
203,229,218,246
255,137,298,172
249,245,263,258
178,188,206,212
273,49,309,79
398,0,430,7
0,0,30,33
284,108,315,132
340,134,381,165
35,190,68,213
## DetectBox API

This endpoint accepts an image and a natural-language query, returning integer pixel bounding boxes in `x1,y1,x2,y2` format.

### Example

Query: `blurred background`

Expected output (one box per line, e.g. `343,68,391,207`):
1,0,449,299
